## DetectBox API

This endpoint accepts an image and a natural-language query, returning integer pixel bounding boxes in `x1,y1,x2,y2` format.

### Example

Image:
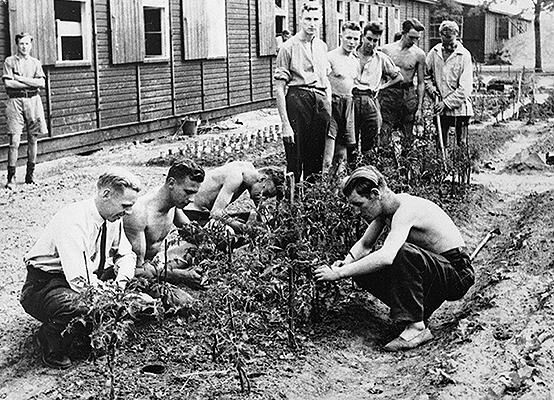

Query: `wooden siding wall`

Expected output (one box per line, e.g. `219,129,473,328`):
0,0,275,164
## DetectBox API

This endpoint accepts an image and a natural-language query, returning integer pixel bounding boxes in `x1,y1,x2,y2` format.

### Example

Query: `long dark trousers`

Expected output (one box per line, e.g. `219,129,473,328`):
354,243,474,323
20,266,86,354
284,87,331,182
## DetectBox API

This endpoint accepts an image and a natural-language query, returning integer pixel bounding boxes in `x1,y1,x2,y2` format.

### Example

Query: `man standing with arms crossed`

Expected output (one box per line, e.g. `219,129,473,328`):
274,1,332,182
323,22,361,176
351,22,403,160
3,32,47,189
380,18,426,154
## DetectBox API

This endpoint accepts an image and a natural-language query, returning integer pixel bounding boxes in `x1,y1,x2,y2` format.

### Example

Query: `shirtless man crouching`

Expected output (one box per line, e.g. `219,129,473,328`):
379,18,426,153
185,161,284,233
123,160,205,286
314,166,474,351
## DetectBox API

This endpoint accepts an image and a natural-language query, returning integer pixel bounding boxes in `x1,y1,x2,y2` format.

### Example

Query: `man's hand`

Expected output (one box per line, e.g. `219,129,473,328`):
433,100,445,115
314,264,342,282
282,123,295,144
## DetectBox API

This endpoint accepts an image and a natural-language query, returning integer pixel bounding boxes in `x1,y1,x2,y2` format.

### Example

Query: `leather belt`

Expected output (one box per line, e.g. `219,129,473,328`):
7,89,39,98
352,88,377,97
290,86,327,96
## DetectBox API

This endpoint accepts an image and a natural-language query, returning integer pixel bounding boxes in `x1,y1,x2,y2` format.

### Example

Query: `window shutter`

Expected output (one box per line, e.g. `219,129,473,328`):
257,0,276,56
8,0,56,65
182,0,208,60
349,1,360,25
387,6,395,43
324,0,338,50
109,0,145,64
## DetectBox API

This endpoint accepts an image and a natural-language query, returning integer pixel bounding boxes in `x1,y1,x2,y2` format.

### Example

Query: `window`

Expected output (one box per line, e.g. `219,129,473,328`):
183,0,227,60
143,0,169,60
495,16,510,41
54,0,92,64
378,6,384,19
360,4,366,16
337,1,344,14
275,0,288,35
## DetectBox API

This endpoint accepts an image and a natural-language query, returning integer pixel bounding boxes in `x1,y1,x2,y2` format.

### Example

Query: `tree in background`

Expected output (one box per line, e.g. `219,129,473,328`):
531,0,554,72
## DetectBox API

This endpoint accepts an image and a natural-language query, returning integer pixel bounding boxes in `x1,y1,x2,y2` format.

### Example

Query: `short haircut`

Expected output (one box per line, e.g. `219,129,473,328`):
301,0,321,15
393,32,403,41
15,32,33,44
439,20,460,35
97,168,141,193
363,21,383,36
342,166,386,198
259,166,285,200
167,159,205,183
402,18,425,34
342,21,361,32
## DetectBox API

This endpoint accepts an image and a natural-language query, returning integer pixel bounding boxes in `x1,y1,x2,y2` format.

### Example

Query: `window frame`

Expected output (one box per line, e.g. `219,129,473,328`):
143,0,170,62
54,0,92,67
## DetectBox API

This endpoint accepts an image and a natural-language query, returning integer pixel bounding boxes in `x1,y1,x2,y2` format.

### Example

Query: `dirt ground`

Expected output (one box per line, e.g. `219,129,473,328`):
0,109,553,399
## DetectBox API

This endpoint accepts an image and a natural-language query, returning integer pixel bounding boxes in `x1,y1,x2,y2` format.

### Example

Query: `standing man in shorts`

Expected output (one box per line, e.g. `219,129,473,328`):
323,22,361,176
380,18,426,154
274,0,332,182
352,22,402,159
3,32,47,189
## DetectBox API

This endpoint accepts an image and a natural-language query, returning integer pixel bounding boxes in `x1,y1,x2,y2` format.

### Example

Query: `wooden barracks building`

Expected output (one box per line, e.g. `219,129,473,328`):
0,0,528,165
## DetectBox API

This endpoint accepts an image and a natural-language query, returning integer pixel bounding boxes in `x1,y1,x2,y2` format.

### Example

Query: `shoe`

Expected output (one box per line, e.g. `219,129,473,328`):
383,328,434,352
25,162,35,184
35,328,72,369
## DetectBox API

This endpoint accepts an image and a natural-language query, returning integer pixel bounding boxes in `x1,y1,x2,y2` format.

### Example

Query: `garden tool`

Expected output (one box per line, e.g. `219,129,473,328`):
470,228,501,261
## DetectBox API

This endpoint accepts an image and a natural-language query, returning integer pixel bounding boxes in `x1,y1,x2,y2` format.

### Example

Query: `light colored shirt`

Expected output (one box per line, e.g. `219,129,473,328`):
353,50,400,92
274,33,329,89
425,41,474,117
328,48,358,97
24,198,136,292
2,54,45,85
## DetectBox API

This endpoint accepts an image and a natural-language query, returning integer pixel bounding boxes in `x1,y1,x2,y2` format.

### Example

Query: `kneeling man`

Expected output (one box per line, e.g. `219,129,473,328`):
314,166,474,351
21,169,141,368
123,160,205,286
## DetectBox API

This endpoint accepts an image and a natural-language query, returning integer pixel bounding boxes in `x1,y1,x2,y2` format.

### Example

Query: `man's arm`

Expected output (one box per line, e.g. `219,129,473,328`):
315,206,416,281
415,50,426,121
275,79,294,143
13,74,45,89
210,174,243,220
424,52,439,99
112,222,137,289
122,213,148,267
379,54,403,91
442,52,473,110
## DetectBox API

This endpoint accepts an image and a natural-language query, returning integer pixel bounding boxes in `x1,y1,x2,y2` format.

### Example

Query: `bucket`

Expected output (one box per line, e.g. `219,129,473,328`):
182,118,199,136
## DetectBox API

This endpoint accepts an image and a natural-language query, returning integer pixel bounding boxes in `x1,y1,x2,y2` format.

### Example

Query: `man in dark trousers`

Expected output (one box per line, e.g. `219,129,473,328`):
274,0,332,182
314,166,474,351
2,32,48,189
20,169,141,368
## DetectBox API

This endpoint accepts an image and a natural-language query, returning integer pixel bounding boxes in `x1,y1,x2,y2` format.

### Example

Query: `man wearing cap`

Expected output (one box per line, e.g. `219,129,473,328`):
380,18,426,153
425,20,474,148
274,0,332,182
20,169,141,368
314,166,474,351
351,22,403,160
3,32,48,189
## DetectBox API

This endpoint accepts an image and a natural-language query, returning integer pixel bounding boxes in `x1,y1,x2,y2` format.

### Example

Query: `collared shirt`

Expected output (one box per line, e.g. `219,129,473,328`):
353,49,400,92
274,33,329,89
2,54,45,87
425,41,474,117
24,198,136,292
328,48,358,97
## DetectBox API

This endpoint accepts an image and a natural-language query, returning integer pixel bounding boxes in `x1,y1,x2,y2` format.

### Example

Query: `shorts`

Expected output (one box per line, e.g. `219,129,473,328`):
329,94,355,147
5,95,48,138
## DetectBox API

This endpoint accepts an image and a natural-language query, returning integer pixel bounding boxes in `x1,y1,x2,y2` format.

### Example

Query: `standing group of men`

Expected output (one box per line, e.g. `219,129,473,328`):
275,0,474,181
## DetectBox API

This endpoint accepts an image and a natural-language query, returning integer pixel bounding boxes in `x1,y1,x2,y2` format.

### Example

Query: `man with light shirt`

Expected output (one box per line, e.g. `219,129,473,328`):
20,169,141,369
274,0,332,182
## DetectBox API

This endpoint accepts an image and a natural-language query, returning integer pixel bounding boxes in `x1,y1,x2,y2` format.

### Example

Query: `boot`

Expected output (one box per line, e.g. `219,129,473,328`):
5,166,15,189
25,162,35,184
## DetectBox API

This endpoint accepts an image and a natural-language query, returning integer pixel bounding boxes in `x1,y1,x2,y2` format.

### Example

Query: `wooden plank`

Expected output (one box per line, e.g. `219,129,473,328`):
182,0,208,59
